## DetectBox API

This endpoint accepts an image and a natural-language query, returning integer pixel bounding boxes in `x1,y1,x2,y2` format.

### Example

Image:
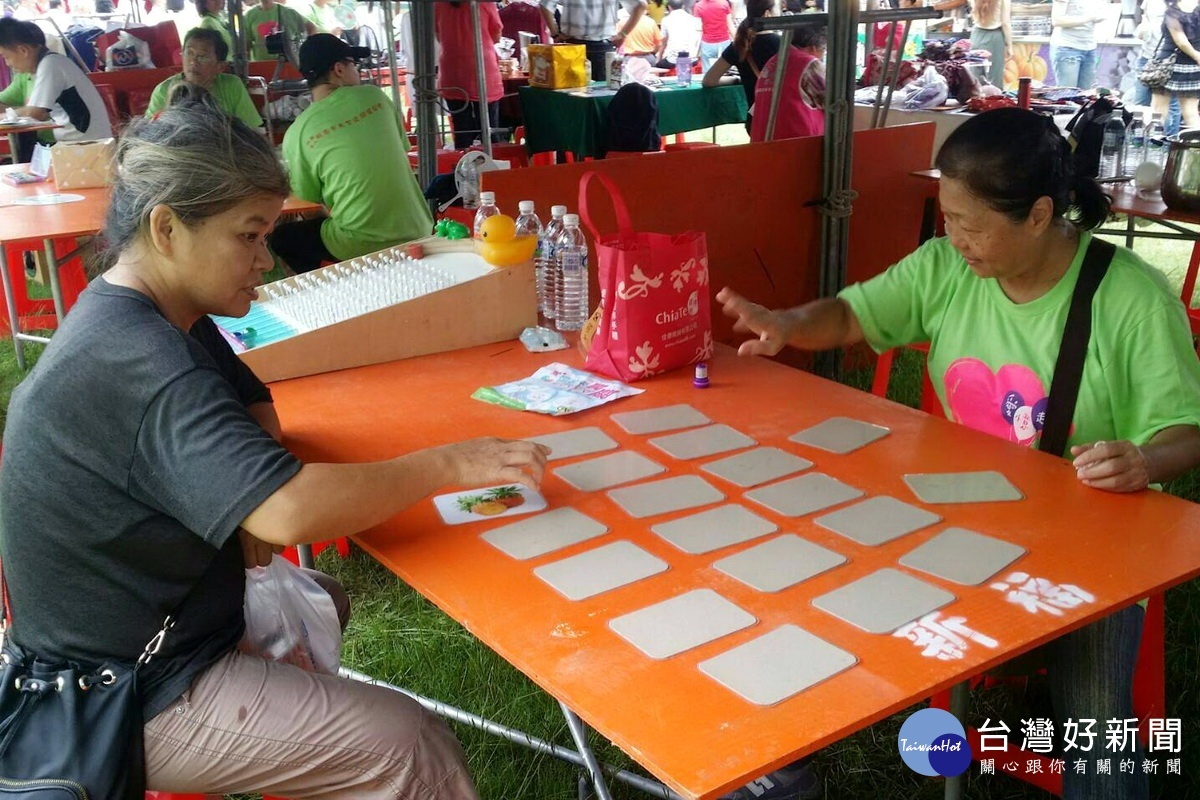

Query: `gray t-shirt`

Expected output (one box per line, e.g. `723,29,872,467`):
0,279,301,719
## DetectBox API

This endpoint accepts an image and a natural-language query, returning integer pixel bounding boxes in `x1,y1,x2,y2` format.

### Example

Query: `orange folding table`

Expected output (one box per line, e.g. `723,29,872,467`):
0,163,321,369
270,343,1200,800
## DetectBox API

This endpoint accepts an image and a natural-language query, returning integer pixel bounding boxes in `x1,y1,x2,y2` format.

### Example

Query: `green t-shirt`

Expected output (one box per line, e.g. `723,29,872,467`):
144,73,263,128
198,14,236,61
839,233,1200,453
306,2,340,32
0,72,55,143
282,84,432,260
243,3,309,61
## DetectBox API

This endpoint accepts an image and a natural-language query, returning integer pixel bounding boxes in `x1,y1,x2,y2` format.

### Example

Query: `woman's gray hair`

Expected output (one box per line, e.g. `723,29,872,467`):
95,100,290,273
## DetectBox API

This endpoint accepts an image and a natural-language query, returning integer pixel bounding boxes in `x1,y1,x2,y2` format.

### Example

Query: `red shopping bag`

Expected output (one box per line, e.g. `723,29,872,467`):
580,171,713,382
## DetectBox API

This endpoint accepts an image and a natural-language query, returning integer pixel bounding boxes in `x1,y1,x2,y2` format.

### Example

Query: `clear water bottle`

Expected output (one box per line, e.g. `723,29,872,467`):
1146,113,1168,169
473,191,500,237
608,55,624,90
554,213,589,332
461,160,480,210
676,51,692,86
1124,114,1146,175
1098,115,1126,179
515,199,544,295
539,205,566,320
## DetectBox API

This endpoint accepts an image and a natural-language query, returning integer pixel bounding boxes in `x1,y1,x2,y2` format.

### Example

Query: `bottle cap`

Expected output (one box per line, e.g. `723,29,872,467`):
479,191,496,205
563,213,580,226
693,362,710,388
551,204,568,216
518,200,535,213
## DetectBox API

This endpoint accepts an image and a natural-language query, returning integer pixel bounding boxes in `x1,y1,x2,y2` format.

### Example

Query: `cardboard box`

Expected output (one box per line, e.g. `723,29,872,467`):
50,138,115,189
526,44,589,89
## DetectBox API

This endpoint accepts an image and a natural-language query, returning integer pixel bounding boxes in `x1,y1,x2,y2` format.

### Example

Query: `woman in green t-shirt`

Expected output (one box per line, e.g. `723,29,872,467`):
719,108,1200,800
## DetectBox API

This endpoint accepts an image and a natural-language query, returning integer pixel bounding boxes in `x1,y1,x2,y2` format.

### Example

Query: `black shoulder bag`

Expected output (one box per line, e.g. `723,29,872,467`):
1038,237,1116,458
0,571,178,799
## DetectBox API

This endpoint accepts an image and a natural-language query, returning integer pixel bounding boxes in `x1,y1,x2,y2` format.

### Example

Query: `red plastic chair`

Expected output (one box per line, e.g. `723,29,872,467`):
870,342,942,417
0,241,89,338
663,140,719,153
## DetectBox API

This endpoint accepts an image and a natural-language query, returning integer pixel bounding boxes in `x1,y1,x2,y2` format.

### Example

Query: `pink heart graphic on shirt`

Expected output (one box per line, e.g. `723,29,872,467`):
944,357,1047,444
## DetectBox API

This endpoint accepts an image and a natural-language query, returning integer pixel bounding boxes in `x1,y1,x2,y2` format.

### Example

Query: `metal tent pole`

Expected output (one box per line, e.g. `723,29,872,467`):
229,0,248,79
410,0,441,194
752,6,938,377
762,27,793,142
382,0,403,113
469,0,493,155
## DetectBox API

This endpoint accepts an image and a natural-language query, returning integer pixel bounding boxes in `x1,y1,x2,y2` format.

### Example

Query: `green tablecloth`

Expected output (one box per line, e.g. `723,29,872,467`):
518,82,748,159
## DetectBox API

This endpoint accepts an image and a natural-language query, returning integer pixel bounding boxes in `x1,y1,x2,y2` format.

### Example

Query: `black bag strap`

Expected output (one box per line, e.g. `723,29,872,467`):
1039,236,1116,458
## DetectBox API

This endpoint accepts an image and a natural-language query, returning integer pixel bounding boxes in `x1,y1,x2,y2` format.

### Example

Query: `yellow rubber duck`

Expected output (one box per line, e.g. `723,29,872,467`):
476,214,538,267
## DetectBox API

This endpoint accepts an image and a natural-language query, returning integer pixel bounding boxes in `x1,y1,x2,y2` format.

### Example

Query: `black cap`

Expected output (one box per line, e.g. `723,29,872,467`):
298,33,370,81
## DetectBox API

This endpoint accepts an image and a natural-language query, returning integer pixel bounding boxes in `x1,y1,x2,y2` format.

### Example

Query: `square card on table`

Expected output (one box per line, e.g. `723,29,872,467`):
433,484,547,525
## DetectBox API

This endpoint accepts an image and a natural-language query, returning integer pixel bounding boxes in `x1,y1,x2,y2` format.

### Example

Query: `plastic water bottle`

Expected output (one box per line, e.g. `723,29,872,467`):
1124,114,1146,174
1146,113,1168,169
473,191,500,237
554,214,588,332
539,205,566,320
1098,115,1126,179
608,55,624,90
676,51,692,86
461,160,480,210
515,199,544,295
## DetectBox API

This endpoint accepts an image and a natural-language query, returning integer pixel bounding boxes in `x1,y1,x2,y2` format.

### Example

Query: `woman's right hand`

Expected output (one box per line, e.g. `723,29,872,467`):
439,437,551,491
716,287,794,357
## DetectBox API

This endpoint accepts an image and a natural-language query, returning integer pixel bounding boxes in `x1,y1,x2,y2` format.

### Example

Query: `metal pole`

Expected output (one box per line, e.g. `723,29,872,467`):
870,12,897,129
561,702,615,800
0,242,26,371
411,0,441,193
763,27,794,143
382,0,403,112
943,681,969,800
339,668,684,799
878,20,912,129
469,0,493,155
229,0,248,79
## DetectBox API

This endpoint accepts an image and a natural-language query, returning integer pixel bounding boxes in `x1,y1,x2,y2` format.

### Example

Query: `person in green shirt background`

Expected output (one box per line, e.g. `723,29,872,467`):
306,0,343,36
144,28,263,128
0,69,53,162
243,0,316,61
269,34,432,273
194,0,235,61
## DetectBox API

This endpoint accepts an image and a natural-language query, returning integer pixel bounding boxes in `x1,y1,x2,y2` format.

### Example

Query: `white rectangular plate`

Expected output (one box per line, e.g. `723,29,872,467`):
903,471,1024,504
812,568,956,634
649,424,757,460
481,507,609,560
815,496,942,546
789,417,891,454
554,450,667,492
699,624,857,705
898,527,1026,585
744,473,864,517
609,588,757,659
651,504,778,554
533,540,668,600
701,446,814,488
611,404,712,435
712,534,847,592
607,474,725,518
529,427,620,462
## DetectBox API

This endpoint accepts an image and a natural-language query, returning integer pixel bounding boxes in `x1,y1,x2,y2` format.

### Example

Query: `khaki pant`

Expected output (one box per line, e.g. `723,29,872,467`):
144,572,479,800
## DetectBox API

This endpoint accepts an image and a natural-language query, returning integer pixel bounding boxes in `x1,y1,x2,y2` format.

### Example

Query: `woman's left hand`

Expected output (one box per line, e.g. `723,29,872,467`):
238,527,283,567
1069,440,1151,493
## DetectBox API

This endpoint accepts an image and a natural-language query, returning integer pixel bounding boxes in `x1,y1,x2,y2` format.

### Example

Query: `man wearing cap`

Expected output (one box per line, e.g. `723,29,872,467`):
270,33,432,274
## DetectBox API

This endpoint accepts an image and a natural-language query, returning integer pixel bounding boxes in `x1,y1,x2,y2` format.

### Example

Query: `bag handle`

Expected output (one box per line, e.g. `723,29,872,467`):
1038,236,1115,458
578,170,635,244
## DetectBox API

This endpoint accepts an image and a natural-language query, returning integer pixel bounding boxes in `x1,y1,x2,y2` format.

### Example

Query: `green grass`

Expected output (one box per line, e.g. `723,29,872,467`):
5,221,1200,799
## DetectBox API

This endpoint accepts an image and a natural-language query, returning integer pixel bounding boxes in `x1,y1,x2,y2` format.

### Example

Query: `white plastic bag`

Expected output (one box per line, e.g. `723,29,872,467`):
106,31,154,70
240,555,342,674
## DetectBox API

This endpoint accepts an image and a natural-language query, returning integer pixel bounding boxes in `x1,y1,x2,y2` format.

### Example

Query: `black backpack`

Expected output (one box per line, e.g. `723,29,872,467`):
603,83,661,156
1066,96,1133,178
